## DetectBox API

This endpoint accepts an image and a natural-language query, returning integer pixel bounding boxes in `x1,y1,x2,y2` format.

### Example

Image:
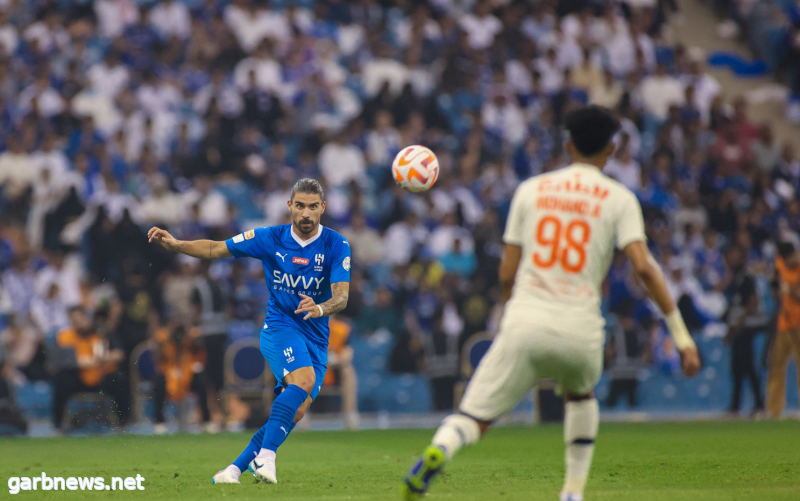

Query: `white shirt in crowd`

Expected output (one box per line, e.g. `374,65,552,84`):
0,21,18,56
318,141,367,188
362,58,410,97
234,56,284,95
383,220,430,265
481,100,526,146
459,13,502,49
88,61,130,98
604,157,642,191
94,0,139,39
640,72,685,120
18,82,64,118
182,189,229,228
149,0,191,40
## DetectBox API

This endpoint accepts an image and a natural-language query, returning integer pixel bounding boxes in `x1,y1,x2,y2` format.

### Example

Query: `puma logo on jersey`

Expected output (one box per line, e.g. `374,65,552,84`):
276,252,287,262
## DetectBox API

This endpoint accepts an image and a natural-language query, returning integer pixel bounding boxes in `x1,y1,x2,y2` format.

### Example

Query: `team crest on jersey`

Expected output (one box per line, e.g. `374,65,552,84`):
343,257,350,271
293,257,309,265
314,254,324,271
244,229,255,240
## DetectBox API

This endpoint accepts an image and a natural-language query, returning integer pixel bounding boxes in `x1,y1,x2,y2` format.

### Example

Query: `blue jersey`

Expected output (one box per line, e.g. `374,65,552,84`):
225,224,351,348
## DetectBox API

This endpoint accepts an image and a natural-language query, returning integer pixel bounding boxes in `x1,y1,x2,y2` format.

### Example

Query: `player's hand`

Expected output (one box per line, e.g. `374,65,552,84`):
148,227,178,251
679,347,701,377
295,293,321,320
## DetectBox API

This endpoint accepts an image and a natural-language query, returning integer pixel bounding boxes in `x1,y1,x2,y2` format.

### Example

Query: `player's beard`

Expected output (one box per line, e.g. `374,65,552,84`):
294,217,317,235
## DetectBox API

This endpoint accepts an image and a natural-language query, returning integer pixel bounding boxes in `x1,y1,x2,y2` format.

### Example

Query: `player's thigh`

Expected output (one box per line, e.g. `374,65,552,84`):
535,333,603,397
459,330,537,422
260,327,314,392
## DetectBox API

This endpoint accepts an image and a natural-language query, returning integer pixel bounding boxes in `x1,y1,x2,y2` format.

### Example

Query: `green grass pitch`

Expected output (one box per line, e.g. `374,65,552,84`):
2,421,799,500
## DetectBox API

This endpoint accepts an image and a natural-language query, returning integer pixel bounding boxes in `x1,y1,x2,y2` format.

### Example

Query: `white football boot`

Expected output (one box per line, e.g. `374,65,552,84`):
212,466,241,484
249,457,278,484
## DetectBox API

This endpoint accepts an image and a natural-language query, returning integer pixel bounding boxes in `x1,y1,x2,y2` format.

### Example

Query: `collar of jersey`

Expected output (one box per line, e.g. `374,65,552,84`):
291,224,324,248
570,162,601,171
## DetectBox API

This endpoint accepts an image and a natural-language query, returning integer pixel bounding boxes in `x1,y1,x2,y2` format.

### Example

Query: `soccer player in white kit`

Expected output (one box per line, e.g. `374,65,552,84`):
402,106,701,501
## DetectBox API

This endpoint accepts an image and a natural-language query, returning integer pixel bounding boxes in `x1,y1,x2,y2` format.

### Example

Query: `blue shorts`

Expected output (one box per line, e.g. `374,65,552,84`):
260,324,327,401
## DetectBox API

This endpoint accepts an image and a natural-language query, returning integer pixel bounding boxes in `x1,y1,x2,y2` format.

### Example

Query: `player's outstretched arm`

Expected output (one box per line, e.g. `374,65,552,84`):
147,227,232,260
623,240,701,377
295,282,350,320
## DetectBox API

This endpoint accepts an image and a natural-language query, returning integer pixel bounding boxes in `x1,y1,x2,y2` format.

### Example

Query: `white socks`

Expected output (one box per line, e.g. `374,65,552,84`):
562,399,599,497
224,464,241,478
431,414,481,460
256,449,277,460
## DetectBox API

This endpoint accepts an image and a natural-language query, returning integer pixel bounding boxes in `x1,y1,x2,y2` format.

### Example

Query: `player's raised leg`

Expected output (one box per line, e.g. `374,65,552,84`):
250,365,315,484
402,328,534,499
560,393,599,501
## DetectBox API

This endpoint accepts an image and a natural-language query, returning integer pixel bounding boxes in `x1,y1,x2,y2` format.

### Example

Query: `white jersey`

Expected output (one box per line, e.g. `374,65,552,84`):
501,163,646,339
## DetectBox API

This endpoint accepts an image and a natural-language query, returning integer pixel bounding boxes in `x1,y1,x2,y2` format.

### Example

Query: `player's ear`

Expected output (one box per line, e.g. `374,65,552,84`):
603,141,616,160
287,199,292,211
321,201,326,214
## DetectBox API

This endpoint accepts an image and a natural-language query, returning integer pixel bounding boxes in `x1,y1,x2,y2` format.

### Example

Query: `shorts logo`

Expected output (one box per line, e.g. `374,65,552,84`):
284,347,295,363
244,229,255,240
293,257,309,265
343,257,350,271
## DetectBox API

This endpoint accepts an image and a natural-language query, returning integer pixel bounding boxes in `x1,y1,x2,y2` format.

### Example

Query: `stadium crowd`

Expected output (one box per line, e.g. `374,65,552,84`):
0,0,799,432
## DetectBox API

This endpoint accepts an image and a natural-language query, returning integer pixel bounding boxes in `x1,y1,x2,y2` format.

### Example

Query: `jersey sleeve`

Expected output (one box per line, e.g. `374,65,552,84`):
225,228,270,259
330,235,351,283
503,184,527,246
615,191,647,249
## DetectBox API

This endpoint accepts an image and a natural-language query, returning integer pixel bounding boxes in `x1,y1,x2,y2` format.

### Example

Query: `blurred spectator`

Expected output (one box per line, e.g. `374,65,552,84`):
152,323,211,434
192,260,229,411
605,314,649,408
438,238,477,277
751,124,781,173
325,316,359,429
723,245,767,416
0,314,46,384
641,62,684,121
766,242,800,419
358,286,404,337
340,213,383,267
53,306,128,430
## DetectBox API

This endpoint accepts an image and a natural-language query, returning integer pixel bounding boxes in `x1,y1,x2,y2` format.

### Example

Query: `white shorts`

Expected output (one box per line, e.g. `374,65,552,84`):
459,323,603,421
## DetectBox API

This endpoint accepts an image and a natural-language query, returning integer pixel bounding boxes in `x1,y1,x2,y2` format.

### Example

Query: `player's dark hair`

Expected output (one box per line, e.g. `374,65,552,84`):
290,178,325,203
564,105,621,157
777,241,796,259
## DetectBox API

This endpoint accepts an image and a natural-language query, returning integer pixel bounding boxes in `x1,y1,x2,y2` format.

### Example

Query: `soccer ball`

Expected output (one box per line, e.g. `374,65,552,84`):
391,145,439,193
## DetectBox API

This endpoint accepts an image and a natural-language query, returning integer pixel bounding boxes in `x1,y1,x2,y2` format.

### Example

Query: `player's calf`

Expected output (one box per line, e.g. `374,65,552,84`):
561,396,599,500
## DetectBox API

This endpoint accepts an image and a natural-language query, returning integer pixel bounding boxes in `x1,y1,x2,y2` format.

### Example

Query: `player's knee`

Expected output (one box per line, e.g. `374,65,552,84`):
286,367,316,394
565,391,594,402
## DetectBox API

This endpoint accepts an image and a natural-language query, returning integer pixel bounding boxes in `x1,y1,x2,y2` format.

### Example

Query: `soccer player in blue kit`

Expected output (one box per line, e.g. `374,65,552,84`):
147,178,350,485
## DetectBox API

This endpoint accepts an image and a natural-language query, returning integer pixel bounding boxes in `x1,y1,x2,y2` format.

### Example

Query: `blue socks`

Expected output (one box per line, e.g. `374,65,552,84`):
261,385,308,452
232,421,298,472
233,426,265,473
230,386,307,473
